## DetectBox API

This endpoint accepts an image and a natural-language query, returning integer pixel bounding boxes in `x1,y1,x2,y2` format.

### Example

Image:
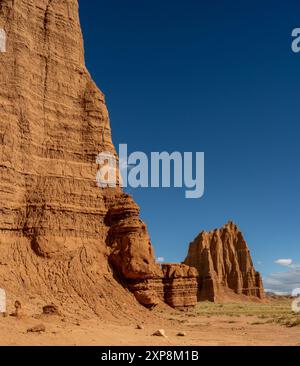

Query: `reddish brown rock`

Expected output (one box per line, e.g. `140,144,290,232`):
42,304,60,316
184,221,265,301
0,0,197,314
105,195,164,307
0,0,165,316
105,195,162,281
162,264,198,308
27,324,46,333
0,0,258,317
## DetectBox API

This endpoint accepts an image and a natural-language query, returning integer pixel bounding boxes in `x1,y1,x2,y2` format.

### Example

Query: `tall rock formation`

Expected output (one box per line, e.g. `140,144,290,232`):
0,0,198,315
184,222,264,301
1,0,261,315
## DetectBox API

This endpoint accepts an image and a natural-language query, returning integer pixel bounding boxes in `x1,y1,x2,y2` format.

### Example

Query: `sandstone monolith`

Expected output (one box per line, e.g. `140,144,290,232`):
184,221,264,301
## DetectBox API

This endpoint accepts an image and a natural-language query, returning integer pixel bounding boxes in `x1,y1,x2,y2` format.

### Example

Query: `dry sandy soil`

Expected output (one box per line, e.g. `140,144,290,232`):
0,299,299,346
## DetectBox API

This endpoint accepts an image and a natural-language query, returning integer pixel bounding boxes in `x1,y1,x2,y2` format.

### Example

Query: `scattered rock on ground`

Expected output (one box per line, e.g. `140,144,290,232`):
42,304,59,315
177,332,186,337
10,301,22,318
152,329,166,337
27,324,46,333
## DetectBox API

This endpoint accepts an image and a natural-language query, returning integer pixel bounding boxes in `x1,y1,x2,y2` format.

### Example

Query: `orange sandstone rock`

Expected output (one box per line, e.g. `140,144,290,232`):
0,0,163,316
0,0,197,315
184,221,265,301
162,264,198,308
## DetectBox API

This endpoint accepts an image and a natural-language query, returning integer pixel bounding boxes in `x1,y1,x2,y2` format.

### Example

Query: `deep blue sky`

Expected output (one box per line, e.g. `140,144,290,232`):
78,0,300,292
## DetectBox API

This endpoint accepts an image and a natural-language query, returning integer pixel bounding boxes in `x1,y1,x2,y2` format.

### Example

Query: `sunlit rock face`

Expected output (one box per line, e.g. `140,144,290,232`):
0,0,200,314
184,222,265,301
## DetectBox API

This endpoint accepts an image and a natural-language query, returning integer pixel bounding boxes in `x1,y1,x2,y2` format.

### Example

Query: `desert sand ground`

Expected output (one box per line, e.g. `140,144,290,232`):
0,298,299,346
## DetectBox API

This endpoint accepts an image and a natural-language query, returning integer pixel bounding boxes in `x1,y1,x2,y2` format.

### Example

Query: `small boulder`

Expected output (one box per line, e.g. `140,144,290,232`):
27,324,46,333
10,300,22,318
42,304,59,315
136,324,144,330
177,332,186,337
152,329,166,337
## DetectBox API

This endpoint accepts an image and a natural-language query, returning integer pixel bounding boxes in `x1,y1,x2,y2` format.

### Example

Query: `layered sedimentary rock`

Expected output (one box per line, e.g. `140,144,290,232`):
105,199,199,308
105,195,164,307
0,0,198,314
162,264,198,308
184,222,264,301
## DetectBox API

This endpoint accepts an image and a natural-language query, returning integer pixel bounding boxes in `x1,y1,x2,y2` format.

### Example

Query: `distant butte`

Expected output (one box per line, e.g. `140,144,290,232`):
184,221,265,302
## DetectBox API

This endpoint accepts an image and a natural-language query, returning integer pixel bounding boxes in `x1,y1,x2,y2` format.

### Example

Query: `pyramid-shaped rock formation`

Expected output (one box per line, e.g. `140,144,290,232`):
184,221,265,301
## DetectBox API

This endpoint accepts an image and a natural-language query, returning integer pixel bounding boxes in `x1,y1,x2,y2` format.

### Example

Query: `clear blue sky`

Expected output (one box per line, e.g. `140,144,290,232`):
78,0,300,293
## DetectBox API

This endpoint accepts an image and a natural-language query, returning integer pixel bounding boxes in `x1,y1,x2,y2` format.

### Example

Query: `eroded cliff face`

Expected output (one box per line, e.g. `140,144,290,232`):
184,222,265,301
0,0,199,315
0,0,262,316
0,0,169,316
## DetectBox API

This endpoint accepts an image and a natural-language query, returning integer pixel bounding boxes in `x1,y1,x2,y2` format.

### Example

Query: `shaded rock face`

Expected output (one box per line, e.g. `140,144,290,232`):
0,0,197,314
184,222,264,301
